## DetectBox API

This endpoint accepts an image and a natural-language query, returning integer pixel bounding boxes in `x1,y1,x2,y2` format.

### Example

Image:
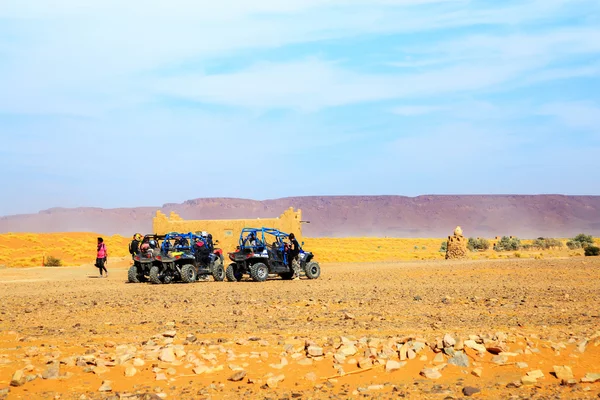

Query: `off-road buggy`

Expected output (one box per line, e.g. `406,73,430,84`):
149,232,225,284
128,234,165,283
226,227,321,282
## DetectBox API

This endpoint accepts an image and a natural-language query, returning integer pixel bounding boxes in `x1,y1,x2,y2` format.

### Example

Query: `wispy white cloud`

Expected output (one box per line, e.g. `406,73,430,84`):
537,102,600,132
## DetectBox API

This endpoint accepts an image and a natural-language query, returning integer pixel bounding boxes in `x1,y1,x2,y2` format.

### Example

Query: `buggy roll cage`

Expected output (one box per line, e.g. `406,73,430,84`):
160,232,207,253
238,227,302,252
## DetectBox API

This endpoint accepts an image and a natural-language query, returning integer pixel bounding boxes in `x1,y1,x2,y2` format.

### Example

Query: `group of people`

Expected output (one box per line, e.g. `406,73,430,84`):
96,230,301,280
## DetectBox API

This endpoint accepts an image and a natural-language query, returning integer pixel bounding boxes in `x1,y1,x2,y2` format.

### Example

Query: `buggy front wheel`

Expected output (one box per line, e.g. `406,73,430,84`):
305,262,321,279
212,263,225,281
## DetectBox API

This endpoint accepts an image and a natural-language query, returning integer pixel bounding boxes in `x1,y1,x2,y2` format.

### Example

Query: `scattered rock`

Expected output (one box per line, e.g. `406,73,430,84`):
472,368,483,377
527,370,545,380
516,362,528,369
462,386,481,397
420,368,442,380
98,380,112,392
581,373,600,383
159,348,175,363
553,365,574,381
464,340,486,354
343,312,355,320
267,374,284,388
491,355,508,365
162,331,177,338
125,367,137,377
385,360,406,372
486,344,507,355
133,358,145,367
193,366,209,375
443,334,456,348
521,375,537,385
307,346,324,357
10,370,26,387
339,345,357,356
228,370,246,382
448,352,469,368
93,366,109,375
42,364,60,379
433,353,445,363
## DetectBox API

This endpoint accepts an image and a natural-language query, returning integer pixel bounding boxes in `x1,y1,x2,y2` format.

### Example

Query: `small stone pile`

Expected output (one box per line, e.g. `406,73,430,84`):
445,226,468,260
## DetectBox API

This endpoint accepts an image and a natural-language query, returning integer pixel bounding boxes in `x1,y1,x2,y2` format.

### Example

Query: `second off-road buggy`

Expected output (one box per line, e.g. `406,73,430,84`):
149,232,225,284
226,227,321,282
128,234,165,283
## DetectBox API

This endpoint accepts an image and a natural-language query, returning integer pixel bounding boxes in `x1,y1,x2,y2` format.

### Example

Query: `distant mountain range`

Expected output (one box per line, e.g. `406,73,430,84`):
1,195,599,238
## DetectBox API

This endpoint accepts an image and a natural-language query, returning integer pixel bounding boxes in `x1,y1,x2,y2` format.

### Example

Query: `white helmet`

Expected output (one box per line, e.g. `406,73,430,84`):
201,231,207,237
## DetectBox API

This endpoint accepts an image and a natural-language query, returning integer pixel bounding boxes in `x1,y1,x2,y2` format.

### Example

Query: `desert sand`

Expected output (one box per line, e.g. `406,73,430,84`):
1,257,599,399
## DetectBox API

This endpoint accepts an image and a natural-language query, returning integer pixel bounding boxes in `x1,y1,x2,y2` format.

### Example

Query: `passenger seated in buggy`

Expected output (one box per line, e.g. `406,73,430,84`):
243,232,264,251
269,237,288,262
194,238,211,265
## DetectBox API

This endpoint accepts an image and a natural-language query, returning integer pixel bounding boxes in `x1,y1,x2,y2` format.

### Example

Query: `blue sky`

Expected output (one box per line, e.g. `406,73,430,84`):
1,0,599,215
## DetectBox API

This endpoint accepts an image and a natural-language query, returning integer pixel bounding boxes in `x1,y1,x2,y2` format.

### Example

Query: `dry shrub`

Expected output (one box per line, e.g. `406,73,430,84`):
45,256,62,267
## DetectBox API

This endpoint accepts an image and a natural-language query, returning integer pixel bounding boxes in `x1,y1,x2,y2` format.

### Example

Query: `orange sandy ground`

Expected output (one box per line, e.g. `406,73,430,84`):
0,258,599,399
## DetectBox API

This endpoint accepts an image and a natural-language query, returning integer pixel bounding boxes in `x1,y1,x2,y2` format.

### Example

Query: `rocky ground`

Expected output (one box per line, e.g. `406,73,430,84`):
0,258,599,399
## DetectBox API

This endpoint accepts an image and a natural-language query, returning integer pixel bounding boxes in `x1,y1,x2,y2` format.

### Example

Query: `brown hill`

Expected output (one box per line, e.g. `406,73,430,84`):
1,195,599,238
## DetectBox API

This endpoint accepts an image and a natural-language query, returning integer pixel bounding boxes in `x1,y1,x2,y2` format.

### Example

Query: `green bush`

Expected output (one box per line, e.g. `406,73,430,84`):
439,241,447,253
467,238,490,252
495,236,521,252
566,234,594,250
573,233,594,247
584,246,600,257
45,256,62,267
533,238,564,250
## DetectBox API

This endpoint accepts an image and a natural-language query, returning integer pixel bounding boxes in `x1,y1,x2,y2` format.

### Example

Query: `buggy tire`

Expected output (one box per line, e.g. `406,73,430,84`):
305,262,321,279
128,266,140,283
250,263,269,282
149,266,162,284
226,263,243,282
279,271,294,280
212,263,225,282
181,264,197,283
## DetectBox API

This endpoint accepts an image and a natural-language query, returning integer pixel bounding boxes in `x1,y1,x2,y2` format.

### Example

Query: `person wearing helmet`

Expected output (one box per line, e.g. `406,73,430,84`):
128,233,142,260
201,232,215,253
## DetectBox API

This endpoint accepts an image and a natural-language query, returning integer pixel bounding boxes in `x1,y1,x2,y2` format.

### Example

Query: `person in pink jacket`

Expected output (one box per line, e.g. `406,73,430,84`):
96,237,108,277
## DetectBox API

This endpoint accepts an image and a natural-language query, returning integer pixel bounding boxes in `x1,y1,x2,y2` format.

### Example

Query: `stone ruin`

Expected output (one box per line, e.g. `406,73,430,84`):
445,226,469,260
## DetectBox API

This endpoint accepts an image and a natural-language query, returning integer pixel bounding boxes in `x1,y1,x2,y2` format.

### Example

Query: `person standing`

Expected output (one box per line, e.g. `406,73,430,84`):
129,233,142,261
96,237,108,278
288,233,301,280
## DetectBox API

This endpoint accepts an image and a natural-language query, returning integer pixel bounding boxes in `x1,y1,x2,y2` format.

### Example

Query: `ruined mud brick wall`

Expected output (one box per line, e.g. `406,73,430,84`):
445,226,469,260
153,207,303,253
